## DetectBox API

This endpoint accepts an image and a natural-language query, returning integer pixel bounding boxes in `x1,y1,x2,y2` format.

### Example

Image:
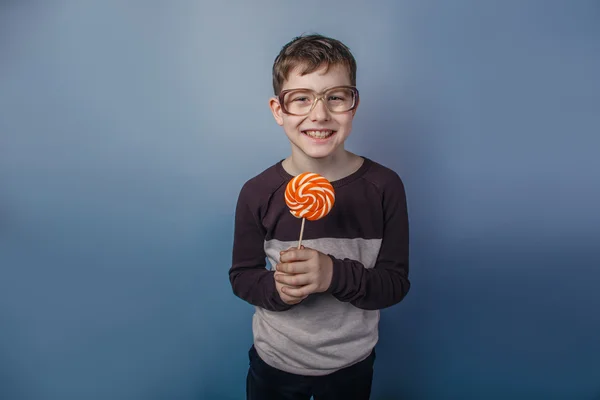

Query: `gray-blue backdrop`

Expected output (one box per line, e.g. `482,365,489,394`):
1,1,599,399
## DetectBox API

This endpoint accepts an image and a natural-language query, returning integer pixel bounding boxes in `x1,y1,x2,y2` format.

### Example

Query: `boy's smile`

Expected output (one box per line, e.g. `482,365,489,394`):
269,64,358,163
303,129,334,140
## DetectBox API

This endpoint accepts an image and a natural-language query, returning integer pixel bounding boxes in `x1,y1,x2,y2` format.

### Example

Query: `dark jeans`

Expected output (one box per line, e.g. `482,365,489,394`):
246,345,376,400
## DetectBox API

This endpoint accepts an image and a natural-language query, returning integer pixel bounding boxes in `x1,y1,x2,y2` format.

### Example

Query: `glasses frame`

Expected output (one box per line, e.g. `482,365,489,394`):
277,85,359,116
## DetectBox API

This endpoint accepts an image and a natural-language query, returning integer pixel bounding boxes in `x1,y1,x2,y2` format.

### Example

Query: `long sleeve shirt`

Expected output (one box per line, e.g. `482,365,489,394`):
229,157,410,376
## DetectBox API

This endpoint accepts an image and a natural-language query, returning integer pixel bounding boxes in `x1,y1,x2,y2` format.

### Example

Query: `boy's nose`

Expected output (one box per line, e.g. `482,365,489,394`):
309,99,331,121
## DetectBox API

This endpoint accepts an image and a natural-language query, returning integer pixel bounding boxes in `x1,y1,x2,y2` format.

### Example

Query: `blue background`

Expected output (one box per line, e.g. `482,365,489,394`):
1,1,599,399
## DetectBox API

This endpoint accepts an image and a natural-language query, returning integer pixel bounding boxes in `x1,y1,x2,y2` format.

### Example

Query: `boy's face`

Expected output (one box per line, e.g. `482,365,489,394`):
269,64,358,161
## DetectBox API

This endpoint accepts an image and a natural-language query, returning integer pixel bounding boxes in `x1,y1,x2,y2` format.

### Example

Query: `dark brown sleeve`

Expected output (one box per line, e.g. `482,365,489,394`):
326,174,410,310
229,186,293,311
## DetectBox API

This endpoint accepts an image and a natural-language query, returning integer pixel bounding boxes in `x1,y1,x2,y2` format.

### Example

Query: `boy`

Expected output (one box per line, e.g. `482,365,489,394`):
229,33,410,399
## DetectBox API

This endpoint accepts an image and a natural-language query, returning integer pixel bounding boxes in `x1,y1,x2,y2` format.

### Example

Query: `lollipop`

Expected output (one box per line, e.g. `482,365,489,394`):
285,172,335,248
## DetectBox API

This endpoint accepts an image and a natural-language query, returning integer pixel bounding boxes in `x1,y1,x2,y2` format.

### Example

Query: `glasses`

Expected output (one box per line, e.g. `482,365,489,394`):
278,86,359,116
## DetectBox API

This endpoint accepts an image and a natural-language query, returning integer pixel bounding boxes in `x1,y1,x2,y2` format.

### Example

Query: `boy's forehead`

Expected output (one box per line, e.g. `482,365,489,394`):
282,63,352,90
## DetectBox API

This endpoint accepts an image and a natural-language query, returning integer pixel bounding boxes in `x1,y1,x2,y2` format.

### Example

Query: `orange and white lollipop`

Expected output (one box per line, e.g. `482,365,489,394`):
285,172,335,248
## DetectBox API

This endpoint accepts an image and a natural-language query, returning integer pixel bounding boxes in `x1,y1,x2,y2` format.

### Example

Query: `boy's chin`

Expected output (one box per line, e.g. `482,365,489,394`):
287,133,346,160
298,145,342,160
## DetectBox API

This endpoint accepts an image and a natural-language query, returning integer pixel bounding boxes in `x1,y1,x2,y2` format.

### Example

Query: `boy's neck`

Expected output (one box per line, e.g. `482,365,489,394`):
283,149,364,182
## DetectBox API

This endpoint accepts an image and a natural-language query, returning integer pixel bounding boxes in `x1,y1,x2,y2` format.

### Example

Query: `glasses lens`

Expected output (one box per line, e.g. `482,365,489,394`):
283,88,355,115
325,87,355,113
283,89,314,115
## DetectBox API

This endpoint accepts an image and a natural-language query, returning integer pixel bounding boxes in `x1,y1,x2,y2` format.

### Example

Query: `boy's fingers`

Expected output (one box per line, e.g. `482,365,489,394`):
280,248,311,263
279,250,294,262
279,246,297,255
278,283,306,299
281,294,303,304
277,262,293,273
275,272,311,286
282,285,311,298
281,245,304,253
277,261,309,274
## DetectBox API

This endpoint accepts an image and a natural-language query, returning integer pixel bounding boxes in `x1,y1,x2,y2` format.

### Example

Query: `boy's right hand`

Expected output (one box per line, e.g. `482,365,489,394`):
274,246,308,305
273,246,308,305
274,271,307,305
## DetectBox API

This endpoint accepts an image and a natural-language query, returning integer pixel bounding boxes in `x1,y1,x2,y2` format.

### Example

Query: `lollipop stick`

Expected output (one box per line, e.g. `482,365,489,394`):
297,217,306,249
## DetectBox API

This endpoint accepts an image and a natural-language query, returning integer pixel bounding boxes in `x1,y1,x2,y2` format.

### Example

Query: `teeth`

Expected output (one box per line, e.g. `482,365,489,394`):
305,130,333,139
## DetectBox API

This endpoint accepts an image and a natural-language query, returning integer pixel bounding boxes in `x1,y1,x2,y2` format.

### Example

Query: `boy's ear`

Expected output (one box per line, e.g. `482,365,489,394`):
269,97,284,126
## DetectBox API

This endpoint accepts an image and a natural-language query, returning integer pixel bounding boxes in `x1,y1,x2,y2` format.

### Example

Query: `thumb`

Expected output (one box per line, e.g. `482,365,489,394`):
282,245,302,252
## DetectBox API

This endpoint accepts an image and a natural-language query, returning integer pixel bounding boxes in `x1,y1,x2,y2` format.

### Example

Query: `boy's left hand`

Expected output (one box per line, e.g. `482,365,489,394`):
274,246,333,298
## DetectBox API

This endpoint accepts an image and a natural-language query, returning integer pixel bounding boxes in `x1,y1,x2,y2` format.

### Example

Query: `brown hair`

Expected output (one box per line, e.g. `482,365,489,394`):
272,33,357,95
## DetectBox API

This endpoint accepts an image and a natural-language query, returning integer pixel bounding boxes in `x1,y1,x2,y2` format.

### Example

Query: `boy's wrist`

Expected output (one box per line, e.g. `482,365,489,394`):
318,253,334,293
324,254,341,294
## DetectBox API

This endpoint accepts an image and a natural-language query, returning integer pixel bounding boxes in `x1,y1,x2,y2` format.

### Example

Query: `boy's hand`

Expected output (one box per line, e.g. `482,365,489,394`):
274,246,333,298
274,273,307,305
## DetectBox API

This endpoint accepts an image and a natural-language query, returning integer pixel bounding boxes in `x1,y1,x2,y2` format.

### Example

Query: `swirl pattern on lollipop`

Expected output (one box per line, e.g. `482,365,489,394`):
285,172,335,221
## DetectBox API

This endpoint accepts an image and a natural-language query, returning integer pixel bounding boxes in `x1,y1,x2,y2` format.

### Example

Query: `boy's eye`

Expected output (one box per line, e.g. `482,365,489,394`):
327,89,352,101
293,96,310,102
